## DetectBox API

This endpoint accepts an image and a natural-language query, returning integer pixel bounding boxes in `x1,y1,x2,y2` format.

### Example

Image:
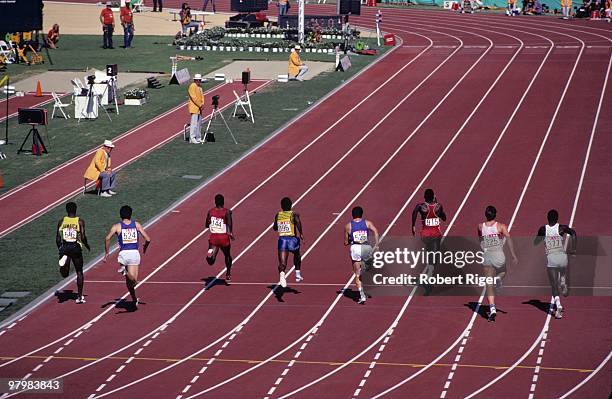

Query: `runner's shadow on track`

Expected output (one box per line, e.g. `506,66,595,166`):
201,277,230,288
522,299,552,315
464,302,506,320
55,290,78,303
267,285,300,302
101,298,141,313
338,288,363,304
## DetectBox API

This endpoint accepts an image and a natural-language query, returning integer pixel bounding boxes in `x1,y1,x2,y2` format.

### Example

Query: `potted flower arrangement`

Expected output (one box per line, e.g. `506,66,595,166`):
124,88,148,106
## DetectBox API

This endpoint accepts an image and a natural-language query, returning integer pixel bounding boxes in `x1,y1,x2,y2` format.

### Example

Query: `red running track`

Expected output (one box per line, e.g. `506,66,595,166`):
0,94,55,123
0,8,610,399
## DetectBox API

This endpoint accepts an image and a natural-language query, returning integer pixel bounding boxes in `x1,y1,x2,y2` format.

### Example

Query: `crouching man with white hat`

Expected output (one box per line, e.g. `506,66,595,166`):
289,45,309,81
84,139,118,197
187,73,205,144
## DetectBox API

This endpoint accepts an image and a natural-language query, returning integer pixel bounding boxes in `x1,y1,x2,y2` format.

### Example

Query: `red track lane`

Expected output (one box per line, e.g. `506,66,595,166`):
441,37,611,399
0,8,609,399
6,33,461,397
266,26,553,399
0,38,420,355
0,81,275,238
0,94,54,122
0,32,436,390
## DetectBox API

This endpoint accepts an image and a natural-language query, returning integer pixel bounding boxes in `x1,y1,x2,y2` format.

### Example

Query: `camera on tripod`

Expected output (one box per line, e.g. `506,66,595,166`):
86,75,96,86
212,95,220,108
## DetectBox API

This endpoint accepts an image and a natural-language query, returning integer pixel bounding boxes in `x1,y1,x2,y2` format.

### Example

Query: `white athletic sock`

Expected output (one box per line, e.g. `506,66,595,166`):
490,304,496,312
296,270,302,278
554,296,561,307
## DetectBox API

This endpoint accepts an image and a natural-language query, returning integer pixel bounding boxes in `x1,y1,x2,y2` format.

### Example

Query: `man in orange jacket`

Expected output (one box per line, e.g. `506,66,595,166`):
187,74,205,144
84,140,117,197
288,45,308,81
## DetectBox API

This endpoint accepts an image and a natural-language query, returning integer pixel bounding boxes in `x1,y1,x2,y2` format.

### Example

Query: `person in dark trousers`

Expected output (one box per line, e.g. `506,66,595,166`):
120,4,135,48
100,2,115,49
153,0,163,12
202,0,216,12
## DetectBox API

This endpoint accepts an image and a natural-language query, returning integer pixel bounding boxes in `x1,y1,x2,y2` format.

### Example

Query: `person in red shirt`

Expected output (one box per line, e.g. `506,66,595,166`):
46,24,60,49
100,2,115,49
120,5,134,48
205,194,235,281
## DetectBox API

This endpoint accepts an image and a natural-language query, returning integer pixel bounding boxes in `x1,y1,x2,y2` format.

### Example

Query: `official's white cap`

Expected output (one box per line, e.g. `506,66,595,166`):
294,45,301,50
103,139,115,148
106,1,112,5
194,73,202,80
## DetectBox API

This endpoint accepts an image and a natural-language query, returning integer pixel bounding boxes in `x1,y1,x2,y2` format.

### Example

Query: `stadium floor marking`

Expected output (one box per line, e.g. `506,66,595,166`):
0,355,594,373
85,280,612,290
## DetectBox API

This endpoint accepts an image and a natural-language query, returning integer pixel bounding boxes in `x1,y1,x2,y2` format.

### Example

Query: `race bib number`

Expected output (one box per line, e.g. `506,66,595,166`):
121,228,138,244
425,217,440,227
278,220,292,235
62,228,77,242
545,235,563,253
210,216,226,234
482,234,502,249
352,230,368,244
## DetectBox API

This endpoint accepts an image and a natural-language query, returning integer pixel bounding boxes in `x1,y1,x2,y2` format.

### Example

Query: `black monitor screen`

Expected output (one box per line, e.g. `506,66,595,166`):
0,0,44,32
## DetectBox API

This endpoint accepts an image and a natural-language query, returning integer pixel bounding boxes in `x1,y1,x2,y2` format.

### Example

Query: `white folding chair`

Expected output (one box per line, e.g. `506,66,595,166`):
0,40,16,64
131,0,145,12
51,92,70,119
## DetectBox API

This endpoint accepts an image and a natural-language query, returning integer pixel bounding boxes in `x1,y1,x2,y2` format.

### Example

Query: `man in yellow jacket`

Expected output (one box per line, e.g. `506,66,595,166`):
84,140,117,197
188,73,205,144
288,45,308,81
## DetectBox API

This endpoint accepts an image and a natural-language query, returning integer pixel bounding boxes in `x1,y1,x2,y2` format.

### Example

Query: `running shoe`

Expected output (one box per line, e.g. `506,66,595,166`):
279,271,287,288
58,255,68,267
100,191,112,198
560,276,569,297
295,271,303,282
488,310,497,322
117,266,126,276
108,190,117,195
555,305,563,319
225,272,232,282
76,296,86,304
358,294,367,304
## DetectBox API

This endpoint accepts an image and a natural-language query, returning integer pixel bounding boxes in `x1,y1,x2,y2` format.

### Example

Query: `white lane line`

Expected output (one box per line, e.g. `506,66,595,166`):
463,33,607,399
51,35,434,398
280,22,530,399
0,38,407,370
374,25,589,399
559,351,612,399
524,46,611,399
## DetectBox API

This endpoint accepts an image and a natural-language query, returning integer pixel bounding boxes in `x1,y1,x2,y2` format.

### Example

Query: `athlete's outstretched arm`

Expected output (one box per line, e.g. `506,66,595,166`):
103,224,119,262
533,226,546,246
205,210,211,229
56,219,63,249
560,225,577,253
437,204,447,221
294,213,304,241
500,223,518,263
411,205,420,236
136,222,152,253
344,223,351,246
366,220,380,249
79,219,91,251
227,210,234,239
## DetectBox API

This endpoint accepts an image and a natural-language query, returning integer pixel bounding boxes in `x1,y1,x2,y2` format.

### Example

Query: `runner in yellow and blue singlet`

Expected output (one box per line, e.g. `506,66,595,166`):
273,197,304,288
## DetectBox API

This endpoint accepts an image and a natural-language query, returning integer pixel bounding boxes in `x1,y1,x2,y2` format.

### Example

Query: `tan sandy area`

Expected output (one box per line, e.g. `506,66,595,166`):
43,2,230,36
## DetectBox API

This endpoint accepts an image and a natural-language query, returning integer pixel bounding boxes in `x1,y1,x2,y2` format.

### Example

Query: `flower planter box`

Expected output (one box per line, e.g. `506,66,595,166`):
248,47,253,52
198,46,203,50
124,98,146,106
239,47,244,51
205,46,211,50
256,47,262,52
264,48,269,52
186,46,192,50
212,46,218,51
272,47,278,53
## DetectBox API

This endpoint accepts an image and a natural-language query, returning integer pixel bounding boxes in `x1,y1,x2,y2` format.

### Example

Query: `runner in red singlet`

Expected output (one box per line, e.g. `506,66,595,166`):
205,194,234,281
411,189,447,295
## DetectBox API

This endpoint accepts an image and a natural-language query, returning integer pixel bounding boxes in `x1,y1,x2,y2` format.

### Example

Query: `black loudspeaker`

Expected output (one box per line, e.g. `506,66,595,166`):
18,108,47,125
242,70,251,85
338,0,361,15
231,0,268,12
106,64,118,76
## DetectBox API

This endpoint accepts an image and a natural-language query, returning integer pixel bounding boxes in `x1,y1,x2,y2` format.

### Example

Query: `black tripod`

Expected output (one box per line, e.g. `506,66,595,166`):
203,95,237,144
17,124,47,155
